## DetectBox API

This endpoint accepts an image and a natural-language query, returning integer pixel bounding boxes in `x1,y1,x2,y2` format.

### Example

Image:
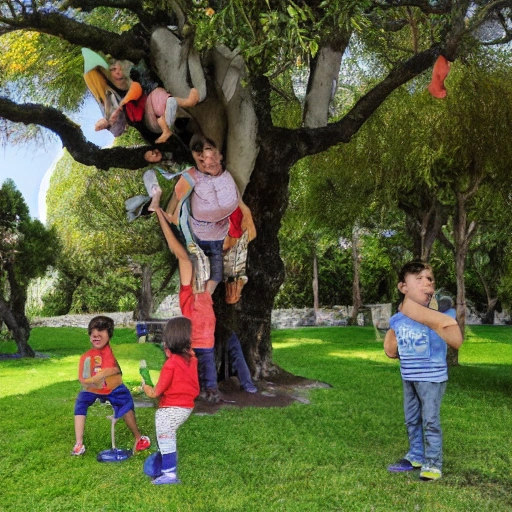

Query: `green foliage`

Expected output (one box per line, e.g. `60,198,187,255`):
69,268,139,313
44,146,179,314
0,179,59,293
1,325,512,510
118,294,138,312
192,0,372,76
40,274,76,317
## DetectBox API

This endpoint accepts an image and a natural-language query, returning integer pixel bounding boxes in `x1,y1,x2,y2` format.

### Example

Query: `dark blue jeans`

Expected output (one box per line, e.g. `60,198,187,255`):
193,348,217,390
227,332,256,391
403,380,447,470
197,239,223,284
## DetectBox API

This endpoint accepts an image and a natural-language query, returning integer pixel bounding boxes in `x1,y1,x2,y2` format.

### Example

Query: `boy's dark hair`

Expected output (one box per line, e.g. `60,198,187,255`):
189,133,217,153
162,317,192,362
398,260,432,283
397,260,433,300
88,315,114,339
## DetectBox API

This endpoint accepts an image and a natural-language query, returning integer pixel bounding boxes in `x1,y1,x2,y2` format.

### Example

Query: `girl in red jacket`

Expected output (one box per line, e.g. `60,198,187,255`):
143,317,199,485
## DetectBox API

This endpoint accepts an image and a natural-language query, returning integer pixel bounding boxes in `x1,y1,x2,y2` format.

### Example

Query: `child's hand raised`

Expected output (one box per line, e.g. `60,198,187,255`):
139,360,154,387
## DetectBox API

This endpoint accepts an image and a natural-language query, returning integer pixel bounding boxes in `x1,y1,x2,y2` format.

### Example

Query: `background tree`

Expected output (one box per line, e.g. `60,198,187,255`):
0,179,59,356
330,55,512,363
45,149,178,318
1,1,510,368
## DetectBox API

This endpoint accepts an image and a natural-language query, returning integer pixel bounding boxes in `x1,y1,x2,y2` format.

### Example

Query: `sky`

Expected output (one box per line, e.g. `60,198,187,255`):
0,97,113,222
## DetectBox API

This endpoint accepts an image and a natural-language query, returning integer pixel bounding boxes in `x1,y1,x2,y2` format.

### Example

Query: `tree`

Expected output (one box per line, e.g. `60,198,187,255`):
45,149,177,318
1,1,509,372
0,179,59,356
340,56,512,363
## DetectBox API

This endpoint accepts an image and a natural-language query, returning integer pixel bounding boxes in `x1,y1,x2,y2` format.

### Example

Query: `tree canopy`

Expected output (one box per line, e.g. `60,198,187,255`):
2,0,512,365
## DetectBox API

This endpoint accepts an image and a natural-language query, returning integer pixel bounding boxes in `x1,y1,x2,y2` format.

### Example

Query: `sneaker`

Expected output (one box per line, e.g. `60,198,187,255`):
143,170,159,197
243,385,258,393
206,389,220,403
387,458,422,472
135,436,151,452
152,472,181,485
71,443,85,456
420,466,442,481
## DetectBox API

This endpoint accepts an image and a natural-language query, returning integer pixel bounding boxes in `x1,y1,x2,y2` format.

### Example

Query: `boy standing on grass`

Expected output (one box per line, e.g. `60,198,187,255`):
72,315,151,456
384,261,462,481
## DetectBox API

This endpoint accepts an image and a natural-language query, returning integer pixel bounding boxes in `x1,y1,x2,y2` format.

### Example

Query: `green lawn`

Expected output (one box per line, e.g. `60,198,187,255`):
1,325,511,511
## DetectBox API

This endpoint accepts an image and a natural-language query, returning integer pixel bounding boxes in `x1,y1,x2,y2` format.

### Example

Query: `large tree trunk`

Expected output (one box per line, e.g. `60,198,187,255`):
134,263,153,321
214,137,291,379
0,269,35,357
0,299,34,357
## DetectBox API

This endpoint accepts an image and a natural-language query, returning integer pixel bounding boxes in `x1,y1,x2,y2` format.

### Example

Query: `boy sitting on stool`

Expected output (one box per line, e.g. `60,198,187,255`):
72,315,151,456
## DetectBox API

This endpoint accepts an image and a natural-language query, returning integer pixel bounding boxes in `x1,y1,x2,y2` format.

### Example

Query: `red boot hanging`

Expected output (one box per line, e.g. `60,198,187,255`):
428,55,450,99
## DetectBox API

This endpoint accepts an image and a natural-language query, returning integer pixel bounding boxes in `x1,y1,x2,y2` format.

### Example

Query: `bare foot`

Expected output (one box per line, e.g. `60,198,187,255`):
148,186,162,212
155,128,172,144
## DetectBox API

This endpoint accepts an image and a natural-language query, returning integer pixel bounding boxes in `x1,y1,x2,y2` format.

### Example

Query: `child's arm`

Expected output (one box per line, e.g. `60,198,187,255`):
154,206,193,286
79,366,121,388
142,384,160,399
384,328,399,359
143,363,174,399
401,297,463,349
165,190,179,221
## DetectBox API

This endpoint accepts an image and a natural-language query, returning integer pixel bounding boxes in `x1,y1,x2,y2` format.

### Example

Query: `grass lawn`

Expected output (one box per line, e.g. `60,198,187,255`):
1,325,511,511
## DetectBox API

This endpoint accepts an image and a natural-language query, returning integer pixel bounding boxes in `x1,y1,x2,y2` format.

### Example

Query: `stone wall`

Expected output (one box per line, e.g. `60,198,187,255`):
30,297,510,329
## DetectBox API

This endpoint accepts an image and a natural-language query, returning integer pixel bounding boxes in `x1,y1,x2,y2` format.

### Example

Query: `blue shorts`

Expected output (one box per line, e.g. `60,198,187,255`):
74,384,134,419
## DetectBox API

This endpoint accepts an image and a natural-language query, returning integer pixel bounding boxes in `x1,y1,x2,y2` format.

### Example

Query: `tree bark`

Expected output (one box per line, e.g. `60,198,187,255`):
312,250,319,322
0,294,34,358
449,187,478,366
349,227,362,326
400,195,448,261
134,263,153,321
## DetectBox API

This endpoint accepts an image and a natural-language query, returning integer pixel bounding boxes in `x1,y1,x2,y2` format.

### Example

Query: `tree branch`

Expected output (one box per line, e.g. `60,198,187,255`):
0,10,148,61
288,44,442,160
0,96,190,169
64,0,144,14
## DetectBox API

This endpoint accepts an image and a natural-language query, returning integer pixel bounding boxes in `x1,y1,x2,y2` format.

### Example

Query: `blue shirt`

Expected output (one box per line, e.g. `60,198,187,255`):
389,308,456,382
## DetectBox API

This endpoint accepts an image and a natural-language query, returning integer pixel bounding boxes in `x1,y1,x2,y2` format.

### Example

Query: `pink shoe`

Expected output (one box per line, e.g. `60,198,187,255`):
71,442,85,456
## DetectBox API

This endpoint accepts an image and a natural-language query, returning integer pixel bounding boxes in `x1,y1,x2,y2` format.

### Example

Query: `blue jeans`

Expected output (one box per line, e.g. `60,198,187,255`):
403,380,447,470
197,239,223,284
193,348,217,390
227,332,256,391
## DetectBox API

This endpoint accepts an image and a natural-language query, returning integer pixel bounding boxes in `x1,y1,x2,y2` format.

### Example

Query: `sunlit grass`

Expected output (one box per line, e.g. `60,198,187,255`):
1,325,512,511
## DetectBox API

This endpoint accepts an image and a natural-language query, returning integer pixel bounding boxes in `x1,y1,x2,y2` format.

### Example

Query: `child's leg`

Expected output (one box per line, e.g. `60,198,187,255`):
154,115,173,144
122,409,142,442
194,348,218,392
153,407,192,485
175,88,200,109
147,175,163,212
72,390,96,454
197,239,223,294
227,332,257,392
417,381,446,471
403,380,424,465
111,384,151,451
74,415,86,445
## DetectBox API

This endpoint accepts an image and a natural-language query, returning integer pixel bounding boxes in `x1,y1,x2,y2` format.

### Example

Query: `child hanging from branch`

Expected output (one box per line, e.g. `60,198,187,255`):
82,48,199,144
